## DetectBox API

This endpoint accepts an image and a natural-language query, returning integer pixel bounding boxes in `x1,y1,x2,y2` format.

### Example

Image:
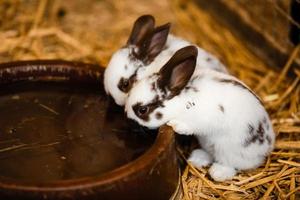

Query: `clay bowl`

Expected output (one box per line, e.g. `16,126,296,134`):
0,60,179,200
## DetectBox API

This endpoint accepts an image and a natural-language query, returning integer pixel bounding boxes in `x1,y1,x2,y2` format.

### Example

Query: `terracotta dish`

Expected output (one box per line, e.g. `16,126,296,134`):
0,60,179,200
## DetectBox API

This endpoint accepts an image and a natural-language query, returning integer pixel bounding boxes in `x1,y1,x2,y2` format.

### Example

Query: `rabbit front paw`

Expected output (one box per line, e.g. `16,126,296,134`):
208,163,236,182
188,149,213,168
167,120,190,135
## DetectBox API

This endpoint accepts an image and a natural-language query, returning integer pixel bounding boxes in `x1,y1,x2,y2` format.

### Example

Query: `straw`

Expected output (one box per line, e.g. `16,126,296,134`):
0,0,299,199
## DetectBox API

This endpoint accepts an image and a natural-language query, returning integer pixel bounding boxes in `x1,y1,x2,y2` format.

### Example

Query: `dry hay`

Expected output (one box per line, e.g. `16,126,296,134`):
0,0,299,199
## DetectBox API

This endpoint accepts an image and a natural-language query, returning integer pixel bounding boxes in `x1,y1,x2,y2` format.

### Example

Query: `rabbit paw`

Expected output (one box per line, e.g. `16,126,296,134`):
167,120,190,135
188,149,213,168
209,163,236,182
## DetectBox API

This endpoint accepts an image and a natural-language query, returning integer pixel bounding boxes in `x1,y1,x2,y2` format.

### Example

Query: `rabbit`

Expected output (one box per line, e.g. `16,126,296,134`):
125,46,275,181
104,15,227,106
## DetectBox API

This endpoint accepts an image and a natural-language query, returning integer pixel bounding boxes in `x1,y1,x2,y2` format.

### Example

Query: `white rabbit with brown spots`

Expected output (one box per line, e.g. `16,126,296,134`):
125,46,275,181
104,15,227,106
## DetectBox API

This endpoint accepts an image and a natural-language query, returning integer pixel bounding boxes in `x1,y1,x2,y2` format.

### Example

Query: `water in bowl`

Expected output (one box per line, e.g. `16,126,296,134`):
0,81,156,183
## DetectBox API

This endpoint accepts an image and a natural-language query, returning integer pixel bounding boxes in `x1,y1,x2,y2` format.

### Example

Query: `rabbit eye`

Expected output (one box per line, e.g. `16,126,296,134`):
132,103,152,121
118,78,131,92
122,79,129,88
138,106,149,116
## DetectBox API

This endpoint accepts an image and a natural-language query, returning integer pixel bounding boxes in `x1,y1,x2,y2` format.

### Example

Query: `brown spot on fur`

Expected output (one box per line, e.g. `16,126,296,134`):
215,78,263,104
244,122,266,147
118,74,137,93
257,122,265,144
206,57,212,62
118,77,130,93
244,124,254,147
248,124,254,134
266,123,270,130
155,112,163,120
151,82,156,91
262,117,271,130
218,104,225,113
184,86,198,92
132,95,165,122
266,135,272,145
263,117,267,124
132,102,150,122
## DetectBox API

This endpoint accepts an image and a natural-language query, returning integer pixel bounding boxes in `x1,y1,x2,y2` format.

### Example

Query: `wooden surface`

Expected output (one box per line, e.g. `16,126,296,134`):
195,0,300,70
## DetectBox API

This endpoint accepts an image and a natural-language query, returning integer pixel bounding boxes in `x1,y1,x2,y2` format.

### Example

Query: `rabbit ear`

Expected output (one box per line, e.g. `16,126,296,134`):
127,15,155,46
158,46,198,95
140,23,170,63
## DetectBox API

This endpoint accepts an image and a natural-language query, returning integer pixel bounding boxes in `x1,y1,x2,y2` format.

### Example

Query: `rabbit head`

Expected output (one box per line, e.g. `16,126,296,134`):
104,15,170,106
125,46,198,128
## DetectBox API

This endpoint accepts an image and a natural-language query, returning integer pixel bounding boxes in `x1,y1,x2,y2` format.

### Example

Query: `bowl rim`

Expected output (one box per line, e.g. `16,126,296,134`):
0,60,175,192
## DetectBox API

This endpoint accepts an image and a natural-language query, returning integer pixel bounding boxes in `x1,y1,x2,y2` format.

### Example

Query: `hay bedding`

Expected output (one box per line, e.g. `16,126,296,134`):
0,0,299,199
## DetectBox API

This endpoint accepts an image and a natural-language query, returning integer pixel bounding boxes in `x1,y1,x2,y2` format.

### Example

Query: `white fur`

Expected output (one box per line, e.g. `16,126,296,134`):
125,69,275,181
188,149,212,167
104,34,228,106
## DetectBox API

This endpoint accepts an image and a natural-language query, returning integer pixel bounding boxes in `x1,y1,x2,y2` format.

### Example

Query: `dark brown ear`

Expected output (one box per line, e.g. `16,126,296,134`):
158,46,198,95
140,23,171,63
127,15,155,46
